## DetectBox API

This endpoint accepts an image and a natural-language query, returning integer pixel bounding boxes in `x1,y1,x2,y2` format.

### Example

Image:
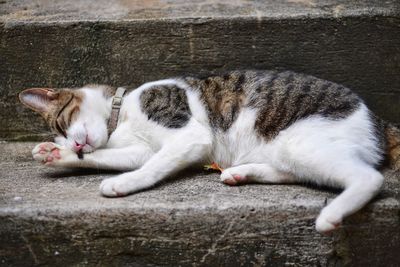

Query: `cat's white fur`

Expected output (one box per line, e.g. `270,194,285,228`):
32,79,384,233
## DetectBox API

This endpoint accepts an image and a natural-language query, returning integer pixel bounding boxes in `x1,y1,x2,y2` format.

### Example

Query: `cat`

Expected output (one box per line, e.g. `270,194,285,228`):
19,70,400,233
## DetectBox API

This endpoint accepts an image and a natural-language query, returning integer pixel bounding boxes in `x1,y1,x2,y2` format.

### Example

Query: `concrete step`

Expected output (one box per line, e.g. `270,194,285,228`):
0,142,399,266
1,0,400,140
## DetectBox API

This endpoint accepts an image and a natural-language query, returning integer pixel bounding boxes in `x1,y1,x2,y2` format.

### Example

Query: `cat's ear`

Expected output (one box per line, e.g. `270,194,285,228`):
19,88,59,114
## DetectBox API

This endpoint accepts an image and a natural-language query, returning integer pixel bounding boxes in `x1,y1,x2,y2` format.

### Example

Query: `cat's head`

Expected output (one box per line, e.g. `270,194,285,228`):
19,85,115,153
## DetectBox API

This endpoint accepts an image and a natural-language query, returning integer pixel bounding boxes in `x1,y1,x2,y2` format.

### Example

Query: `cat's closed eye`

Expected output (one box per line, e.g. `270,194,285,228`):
54,99,81,137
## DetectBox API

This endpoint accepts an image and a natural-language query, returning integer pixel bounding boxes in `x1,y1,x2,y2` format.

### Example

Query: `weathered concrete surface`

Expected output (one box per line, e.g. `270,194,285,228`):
1,0,398,22
0,142,399,266
1,0,400,140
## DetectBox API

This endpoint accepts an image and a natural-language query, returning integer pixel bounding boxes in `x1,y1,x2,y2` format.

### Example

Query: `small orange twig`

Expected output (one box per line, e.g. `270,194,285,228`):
204,162,224,172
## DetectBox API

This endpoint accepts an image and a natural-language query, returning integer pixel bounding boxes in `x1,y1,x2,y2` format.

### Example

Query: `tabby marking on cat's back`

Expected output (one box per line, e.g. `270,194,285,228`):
183,71,248,131
185,70,361,140
249,71,361,140
139,84,192,128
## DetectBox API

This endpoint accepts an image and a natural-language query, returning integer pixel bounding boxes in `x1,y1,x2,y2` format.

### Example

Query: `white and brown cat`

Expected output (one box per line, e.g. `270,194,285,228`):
19,70,400,233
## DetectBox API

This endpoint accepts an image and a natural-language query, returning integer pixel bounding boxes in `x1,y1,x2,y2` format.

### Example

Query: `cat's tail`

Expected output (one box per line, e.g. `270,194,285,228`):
384,123,400,171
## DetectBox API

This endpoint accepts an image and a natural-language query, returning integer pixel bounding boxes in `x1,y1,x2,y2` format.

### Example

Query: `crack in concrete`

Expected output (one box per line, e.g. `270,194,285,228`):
199,219,235,263
20,234,39,265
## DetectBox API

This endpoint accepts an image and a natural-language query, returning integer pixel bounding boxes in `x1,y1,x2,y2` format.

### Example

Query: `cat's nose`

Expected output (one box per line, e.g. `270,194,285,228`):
74,141,85,152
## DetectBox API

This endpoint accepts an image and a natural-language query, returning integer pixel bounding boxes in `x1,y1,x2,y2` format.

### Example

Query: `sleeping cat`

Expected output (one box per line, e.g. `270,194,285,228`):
19,70,400,233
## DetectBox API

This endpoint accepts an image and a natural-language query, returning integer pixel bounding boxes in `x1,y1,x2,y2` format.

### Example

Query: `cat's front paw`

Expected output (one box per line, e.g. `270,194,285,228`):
100,176,131,197
100,172,148,197
32,142,76,167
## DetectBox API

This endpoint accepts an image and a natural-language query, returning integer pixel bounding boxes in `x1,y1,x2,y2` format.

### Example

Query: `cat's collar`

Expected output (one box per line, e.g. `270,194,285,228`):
107,87,127,137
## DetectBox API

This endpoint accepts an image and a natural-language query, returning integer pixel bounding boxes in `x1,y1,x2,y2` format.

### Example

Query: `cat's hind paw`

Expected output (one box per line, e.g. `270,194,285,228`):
315,212,342,234
220,168,249,186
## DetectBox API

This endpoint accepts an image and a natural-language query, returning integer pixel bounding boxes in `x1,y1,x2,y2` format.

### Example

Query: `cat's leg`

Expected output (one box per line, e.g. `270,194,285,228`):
100,122,212,197
220,163,295,185
32,142,154,171
315,162,383,233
